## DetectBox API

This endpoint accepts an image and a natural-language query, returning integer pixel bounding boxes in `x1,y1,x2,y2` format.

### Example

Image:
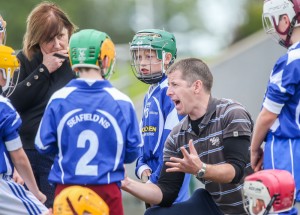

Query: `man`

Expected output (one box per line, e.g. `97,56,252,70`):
122,58,253,215
251,0,300,214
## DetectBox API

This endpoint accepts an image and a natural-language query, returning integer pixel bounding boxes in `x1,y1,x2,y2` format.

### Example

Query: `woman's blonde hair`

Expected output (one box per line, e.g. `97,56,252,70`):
23,1,77,60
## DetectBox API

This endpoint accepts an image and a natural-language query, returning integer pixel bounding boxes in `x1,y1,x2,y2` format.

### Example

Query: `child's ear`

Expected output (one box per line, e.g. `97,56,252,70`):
102,56,109,69
164,52,172,64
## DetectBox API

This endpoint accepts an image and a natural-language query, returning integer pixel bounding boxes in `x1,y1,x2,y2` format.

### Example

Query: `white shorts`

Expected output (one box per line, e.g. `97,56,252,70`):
0,175,49,215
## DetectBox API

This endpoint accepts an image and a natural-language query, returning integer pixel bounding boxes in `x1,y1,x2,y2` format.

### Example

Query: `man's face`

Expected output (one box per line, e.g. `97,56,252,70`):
167,69,195,116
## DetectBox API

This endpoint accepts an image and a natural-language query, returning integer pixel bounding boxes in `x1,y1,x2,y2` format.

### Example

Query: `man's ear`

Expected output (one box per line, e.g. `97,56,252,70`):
193,80,203,93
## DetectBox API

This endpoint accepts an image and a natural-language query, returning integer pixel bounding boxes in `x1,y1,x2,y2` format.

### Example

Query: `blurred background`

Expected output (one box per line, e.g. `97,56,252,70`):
1,0,286,214
1,0,264,99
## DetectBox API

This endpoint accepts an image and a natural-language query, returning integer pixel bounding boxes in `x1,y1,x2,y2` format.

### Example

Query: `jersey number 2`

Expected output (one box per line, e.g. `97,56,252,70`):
75,130,98,176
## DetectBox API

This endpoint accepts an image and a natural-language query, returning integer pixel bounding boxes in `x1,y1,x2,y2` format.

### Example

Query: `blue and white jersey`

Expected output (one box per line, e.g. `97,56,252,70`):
0,96,22,176
35,79,142,186
262,42,300,204
263,42,300,138
135,75,190,202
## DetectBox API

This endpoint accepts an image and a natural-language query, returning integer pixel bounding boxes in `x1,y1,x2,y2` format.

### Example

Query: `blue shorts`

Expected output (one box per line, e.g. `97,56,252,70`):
144,189,223,215
264,134,300,214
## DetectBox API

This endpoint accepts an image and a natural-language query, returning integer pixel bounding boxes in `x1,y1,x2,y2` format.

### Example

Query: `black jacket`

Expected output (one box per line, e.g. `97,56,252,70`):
7,51,75,149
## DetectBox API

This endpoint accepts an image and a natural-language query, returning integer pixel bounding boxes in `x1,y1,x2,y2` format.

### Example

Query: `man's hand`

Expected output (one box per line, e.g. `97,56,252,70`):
165,139,202,174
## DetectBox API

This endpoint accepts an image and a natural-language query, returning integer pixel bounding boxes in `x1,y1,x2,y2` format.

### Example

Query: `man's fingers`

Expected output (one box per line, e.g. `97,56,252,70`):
180,146,190,158
166,161,180,168
179,140,196,158
169,156,183,163
188,139,197,155
165,167,180,173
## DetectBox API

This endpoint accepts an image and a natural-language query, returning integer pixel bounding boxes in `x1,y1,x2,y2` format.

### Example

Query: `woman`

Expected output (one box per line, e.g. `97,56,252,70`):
7,2,77,208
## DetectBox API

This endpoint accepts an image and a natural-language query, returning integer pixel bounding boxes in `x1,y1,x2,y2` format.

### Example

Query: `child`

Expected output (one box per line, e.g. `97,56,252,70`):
251,0,300,214
0,45,48,215
35,29,142,215
130,29,190,205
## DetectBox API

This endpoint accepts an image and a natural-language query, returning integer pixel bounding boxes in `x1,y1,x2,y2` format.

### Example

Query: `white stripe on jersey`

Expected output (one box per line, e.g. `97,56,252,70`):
96,109,123,171
152,97,163,155
104,87,133,104
57,109,82,184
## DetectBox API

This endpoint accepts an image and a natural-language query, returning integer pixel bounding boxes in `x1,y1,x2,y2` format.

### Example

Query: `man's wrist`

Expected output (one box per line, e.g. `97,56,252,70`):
195,163,207,179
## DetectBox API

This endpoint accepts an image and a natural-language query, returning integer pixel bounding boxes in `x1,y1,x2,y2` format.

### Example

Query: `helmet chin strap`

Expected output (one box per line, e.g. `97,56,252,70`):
262,195,277,215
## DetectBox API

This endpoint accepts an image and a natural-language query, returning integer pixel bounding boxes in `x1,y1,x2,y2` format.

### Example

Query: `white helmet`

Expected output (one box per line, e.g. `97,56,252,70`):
243,169,295,215
262,0,300,48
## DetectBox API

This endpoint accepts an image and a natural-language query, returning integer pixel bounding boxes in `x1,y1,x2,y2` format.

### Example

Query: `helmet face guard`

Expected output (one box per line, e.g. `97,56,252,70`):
69,29,116,79
243,169,295,215
53,186,109,215
130,47,164,84
130,29,177,84
0,45,19,95
262,0,300,48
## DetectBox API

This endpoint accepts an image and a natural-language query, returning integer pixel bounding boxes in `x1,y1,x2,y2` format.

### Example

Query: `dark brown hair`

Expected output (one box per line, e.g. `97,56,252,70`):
167,58,213,93
23,1,77,60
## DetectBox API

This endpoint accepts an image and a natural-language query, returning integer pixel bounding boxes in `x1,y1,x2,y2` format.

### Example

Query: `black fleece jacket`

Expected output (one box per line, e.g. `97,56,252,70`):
7,51,75,149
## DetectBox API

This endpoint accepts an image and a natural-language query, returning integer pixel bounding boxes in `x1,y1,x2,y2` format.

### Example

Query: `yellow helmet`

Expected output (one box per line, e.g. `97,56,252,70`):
53,186,109,215
0,45,19,92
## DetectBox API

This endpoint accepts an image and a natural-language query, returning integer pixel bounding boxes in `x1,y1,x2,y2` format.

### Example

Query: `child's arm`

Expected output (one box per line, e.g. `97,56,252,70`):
9,147,47,203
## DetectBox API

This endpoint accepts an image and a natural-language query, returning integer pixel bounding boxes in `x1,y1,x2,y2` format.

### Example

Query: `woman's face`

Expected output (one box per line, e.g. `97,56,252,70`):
40,27,69,53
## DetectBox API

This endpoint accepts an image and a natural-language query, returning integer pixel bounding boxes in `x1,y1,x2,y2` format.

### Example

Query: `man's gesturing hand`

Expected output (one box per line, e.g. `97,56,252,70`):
166,139,202,175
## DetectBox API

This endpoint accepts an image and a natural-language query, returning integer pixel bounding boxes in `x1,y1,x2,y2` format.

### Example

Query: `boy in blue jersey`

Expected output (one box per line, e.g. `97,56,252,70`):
251,0,300,214
130,29,190,206
0,45,48,215
35,29,142,215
